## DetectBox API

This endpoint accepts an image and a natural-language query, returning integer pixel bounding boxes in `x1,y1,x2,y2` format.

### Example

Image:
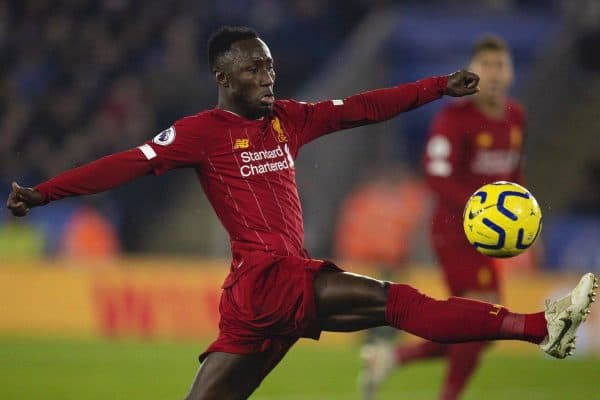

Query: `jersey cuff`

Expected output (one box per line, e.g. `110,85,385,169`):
437,76,449,95
34,183,50,205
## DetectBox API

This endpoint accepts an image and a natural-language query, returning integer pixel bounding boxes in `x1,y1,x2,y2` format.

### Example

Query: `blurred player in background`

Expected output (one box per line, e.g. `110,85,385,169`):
361,36,528,400
335,169,427,280
7,28,595,400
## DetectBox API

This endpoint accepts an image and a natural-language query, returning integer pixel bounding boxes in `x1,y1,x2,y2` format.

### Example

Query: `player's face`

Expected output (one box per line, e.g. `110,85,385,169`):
469,50,514,101
226,38,276,118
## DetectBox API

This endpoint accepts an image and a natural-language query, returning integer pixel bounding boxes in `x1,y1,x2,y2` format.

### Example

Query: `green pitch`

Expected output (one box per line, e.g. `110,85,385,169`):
0,337,599,399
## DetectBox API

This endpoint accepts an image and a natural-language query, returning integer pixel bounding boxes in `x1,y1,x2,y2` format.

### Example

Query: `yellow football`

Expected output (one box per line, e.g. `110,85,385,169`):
463,181,542,258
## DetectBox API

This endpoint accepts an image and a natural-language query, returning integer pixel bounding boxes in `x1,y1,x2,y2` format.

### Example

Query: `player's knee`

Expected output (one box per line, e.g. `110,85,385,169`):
379,280,392,302
358,279,392,309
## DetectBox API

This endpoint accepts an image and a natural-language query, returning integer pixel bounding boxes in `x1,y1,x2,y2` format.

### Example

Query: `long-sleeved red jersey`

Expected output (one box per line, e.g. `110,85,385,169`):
36,76,448,262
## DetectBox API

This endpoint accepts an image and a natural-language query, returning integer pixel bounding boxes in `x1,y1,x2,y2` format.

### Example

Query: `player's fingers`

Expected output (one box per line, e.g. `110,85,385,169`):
453,87,477,97
462,72,479,88
464,74,479,88
12,184,37,204
11,182,27,198
6,191,19,208
465,79,478,89
7,198,23,209
467,71,480,80
12,182,30,199
13,191,25,202
12,208,29,217
9,201,29,217
11,182,25,200
16,202,29,216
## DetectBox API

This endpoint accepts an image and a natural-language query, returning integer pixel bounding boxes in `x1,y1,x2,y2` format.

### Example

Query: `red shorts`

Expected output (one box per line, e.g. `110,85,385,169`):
200,251,339,362
431,216,500,296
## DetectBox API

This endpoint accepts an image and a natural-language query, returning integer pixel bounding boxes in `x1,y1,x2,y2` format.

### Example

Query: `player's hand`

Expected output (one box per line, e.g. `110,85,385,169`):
445,70,480,97
6,182,43,217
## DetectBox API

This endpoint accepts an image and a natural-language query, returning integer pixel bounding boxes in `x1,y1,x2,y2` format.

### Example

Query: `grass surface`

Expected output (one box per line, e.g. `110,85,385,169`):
1,337,599,399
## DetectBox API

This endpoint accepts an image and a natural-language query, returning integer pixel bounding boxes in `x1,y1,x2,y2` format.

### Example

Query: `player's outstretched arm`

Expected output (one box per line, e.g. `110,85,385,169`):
338,70,480,128
6,148,153,217
294,71,480,145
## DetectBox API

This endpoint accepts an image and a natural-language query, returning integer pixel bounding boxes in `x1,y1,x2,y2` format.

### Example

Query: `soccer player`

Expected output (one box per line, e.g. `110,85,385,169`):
6,27,596,400
360,36,534,400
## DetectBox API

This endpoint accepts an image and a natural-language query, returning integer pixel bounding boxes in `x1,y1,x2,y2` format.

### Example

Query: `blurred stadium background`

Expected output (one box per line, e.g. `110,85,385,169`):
1,0,599,399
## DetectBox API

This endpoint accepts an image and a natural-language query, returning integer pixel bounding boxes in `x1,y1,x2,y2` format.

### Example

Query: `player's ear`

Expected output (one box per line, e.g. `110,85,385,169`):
215,70,229,87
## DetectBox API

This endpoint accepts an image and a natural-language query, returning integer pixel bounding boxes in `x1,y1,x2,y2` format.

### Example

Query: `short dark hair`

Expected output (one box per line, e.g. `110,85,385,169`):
471,35,510,59
207,26,259,71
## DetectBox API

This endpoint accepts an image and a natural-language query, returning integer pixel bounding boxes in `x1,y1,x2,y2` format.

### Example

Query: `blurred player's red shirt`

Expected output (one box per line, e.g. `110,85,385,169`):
423,99,526,228
422,99,527,293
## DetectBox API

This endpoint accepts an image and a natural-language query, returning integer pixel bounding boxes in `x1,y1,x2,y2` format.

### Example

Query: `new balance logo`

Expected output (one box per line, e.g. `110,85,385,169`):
233,139,251,150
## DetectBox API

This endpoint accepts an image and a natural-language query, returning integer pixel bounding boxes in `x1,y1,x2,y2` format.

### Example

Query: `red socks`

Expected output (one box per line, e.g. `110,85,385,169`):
523,312,548,344
442,342,489,400
396,340,490,400
388,283,548,400
385,284,548,343
396,341,448,364
498,311,547,343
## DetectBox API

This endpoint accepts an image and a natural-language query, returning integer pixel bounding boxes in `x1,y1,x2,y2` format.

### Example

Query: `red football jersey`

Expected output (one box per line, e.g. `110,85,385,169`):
139,101,334,260
35,77,448,264
423,98,526,224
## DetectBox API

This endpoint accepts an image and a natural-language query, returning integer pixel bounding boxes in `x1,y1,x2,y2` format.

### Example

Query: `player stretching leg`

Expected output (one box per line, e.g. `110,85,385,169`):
360,36,530,400
7,27,596,400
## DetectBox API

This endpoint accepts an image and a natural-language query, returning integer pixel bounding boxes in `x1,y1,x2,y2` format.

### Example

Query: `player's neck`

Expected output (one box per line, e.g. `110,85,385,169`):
217,96,262,121
217,103,245,119
473,95,507,119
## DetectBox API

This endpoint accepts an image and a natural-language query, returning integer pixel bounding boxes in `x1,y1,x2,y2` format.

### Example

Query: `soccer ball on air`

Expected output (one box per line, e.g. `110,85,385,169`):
463,181,542,258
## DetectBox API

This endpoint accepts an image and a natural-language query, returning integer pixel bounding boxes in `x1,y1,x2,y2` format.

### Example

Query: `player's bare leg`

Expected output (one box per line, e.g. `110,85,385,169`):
314,270,389,331
185,353,262,400
314,270,597,356
185,339,295,400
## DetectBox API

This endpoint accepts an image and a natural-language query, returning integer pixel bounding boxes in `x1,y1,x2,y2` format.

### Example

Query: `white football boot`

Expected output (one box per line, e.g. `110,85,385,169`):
358,341,395,400
540,272,598,358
